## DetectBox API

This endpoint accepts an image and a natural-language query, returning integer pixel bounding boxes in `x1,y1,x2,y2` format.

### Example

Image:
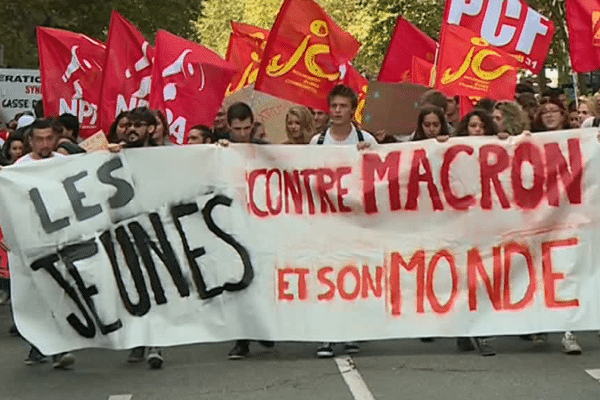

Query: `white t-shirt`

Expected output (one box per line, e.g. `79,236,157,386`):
14,152,65,165
309,124,378,145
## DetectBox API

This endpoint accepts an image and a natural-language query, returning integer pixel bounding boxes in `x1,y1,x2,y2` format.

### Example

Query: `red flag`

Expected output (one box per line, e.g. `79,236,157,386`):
443,0,554,73
378,16,437,83
566,0,600,73
342,65,369,123
225,22,269,95
0,226,7,279
435,24,518,101
99,11,154,132
255,0,361,111
411,56,434,86
37,27,106,138
149,30,238,144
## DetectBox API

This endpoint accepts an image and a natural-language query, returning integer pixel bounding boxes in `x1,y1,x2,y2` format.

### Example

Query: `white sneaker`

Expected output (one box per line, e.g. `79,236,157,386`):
562,332,582,355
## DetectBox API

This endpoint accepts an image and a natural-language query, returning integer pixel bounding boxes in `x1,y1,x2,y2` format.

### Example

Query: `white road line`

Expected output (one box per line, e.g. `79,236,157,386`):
334,356,376,400
586,369,600,381
108,395,132,400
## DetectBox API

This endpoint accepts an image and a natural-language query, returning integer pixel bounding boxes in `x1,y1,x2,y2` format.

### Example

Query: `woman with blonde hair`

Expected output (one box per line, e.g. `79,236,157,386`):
284,106,315,144
578,96,599,126
493,101,529,137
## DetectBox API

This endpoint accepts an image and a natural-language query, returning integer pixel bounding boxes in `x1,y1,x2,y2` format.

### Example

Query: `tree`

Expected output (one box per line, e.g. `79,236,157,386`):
193,0,389,76
0,0,205,68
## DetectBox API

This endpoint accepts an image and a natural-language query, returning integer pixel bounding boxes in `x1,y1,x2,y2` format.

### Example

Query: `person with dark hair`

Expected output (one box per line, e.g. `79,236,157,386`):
473,98,496,115
568,101,581,129
123,107,157,148
455,109,498,137
108,107,162,368
309,84,377,146
14,119,64,164
413,106,450,142
152,109,171,146
187,124,213,144
58,113,79,141
252,121,267,141
516,82,536,95
55,118,86,155
446,95,460,129
212,106,230,140
1,133,25,165
419,89,449,113
312,108,330,134
227,102,254,143
532,98,570,132
34,100,44,119
108,111,131,144
9,119,75,369
226,102,268,144
515,92,538,127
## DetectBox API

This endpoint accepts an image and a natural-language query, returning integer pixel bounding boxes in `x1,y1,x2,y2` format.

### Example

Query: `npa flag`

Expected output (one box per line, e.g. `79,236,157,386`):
566,0,600,73
378,15,437,83
435,24,518,101
225,22,269,95
99,11,154,132
444,0,554,73
411,56,434,86
149,30,237,144
255,0,361,111
37,27,106,138
342,64,369,123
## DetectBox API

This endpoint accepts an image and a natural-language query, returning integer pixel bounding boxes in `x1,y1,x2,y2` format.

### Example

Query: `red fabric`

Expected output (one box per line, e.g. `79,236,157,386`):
378,15,437,83
0,226,7,279
37,27,106,138
434,24,518,102
443,0,554,74
225,22,269,95
149,30,238,144
99,11,155,132
342,64,369,123
411,56,434,86
255,0,361,111
566,0,600,73
459,95,479,119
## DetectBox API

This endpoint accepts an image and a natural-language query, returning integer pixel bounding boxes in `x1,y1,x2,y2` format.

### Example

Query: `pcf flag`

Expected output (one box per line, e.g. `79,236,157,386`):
225,22,270,96
99,11,155,132
378,15,437,83
566,0,600,73
37,27,106,138
444,0,554,73
255,0,361,111
411,57,434,86
435,24,518,101
149,30,238,144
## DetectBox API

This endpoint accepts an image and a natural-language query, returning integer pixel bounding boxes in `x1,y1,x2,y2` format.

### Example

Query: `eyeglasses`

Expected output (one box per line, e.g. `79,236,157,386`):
123,121,148,128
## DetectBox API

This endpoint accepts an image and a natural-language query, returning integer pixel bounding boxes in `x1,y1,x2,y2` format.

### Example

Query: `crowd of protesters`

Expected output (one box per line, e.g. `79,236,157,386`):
0,79,596,371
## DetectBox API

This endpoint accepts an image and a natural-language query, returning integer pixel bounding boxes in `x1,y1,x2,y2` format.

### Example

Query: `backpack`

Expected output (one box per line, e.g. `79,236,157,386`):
316,128,364,144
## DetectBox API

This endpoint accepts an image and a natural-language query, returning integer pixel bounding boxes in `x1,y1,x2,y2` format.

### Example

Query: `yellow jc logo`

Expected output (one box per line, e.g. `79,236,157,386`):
266,20,340,81
441,37,514,85
226,32,267,96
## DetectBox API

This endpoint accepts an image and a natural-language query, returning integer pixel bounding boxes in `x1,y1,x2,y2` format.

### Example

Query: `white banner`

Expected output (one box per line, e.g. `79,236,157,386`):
1,129,600,354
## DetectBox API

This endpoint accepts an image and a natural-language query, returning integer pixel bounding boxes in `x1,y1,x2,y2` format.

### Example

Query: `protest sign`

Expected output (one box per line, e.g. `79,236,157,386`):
1,129,600,354
0,68,42,125
79,130,109,152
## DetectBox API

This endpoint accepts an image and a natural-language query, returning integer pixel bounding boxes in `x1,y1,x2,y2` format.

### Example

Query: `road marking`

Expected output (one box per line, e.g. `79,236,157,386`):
334,356,376,400
586,369,600,381
108,395,132,400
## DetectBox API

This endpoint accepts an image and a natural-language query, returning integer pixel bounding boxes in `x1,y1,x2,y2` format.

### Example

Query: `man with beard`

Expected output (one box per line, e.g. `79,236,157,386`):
10,119,75,369
109,107,165,369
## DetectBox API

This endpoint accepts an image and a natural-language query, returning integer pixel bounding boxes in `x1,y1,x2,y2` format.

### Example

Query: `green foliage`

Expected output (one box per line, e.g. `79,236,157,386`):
0,0,205,68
